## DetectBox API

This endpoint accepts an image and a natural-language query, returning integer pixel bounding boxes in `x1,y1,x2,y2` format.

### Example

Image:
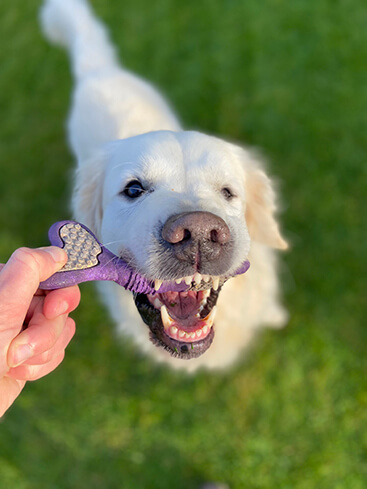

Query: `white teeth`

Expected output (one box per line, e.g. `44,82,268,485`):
196,329,202,338
170,326,178,335
193,272,202,285
153,298,163,309
202,325,208,335
178,330,186,338
154,279,163,291
184,276,193,286
172,274,224,291
202,289,211,300
161,305,175,330
212,277,220,291
155,273,226,293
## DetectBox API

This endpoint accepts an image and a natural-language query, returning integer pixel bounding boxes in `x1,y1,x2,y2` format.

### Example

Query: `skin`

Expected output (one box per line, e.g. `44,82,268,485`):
0,246,80,417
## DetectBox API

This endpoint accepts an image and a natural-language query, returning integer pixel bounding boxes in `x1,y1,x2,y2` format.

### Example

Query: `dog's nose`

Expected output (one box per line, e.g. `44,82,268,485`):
161,211,231,270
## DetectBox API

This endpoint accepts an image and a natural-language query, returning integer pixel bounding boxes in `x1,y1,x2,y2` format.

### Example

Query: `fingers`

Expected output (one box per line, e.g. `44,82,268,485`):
0,247,80,414
7,317,76,381
0,247,68,376
21,285,80,332
19,317,76,366
8,297,75,366
8,352,66,382
43,285,81,320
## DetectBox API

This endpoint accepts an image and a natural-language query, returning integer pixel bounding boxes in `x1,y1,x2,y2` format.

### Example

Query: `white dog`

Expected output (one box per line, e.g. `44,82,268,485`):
41,0,288,371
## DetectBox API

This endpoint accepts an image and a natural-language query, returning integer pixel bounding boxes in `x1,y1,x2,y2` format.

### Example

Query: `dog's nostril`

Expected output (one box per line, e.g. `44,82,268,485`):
182,229,191,242
163,227,191,245
211,229,219,242
162,219,193,245
211,227,230,245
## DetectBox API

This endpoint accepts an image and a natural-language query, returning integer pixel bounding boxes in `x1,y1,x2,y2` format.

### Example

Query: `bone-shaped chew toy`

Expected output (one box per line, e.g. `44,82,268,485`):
39,221,250,294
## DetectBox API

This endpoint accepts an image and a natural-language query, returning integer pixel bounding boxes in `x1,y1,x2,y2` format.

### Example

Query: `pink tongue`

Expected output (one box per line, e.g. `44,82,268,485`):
159,291,200,318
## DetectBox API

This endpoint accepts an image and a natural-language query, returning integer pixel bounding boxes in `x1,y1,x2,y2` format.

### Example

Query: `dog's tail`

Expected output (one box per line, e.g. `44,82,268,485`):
40,0,118,80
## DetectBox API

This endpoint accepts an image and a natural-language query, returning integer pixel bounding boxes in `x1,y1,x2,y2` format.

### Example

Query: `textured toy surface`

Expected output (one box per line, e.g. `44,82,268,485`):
39,221,250,294
57,222,101,271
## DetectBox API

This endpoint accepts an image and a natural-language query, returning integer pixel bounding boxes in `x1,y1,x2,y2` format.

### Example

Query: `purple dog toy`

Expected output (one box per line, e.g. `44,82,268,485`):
39,221,250,294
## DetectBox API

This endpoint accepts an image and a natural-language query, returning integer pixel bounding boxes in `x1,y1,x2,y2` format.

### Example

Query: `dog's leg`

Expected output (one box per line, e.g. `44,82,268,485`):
40,0,181,161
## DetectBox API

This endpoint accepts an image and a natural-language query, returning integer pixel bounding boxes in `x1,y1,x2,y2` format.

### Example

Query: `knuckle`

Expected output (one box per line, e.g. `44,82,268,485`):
42,329,60,352
36,349,55,365
30,323,60,354
11,248,39,274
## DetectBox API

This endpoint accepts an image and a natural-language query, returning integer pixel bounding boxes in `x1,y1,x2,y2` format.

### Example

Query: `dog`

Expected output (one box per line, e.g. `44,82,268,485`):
41,0,288,372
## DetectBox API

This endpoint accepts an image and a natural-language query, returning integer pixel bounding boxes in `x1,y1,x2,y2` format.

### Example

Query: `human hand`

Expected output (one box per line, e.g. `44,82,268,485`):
0,247,80,417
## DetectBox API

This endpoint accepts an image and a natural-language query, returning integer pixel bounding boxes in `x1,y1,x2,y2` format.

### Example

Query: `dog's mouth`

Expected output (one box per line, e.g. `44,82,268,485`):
134,274,223,359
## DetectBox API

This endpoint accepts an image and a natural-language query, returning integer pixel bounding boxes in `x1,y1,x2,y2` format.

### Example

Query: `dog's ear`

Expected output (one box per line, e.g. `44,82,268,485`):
233,146,288,250
72,150,106,236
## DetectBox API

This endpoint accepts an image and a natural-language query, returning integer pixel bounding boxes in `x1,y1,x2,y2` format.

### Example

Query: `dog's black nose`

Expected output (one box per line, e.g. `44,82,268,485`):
161,211,232,272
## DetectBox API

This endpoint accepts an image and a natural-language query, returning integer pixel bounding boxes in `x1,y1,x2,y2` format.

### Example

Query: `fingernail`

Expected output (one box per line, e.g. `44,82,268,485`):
52,300,69,319
43,247,67,265
10,344,33,367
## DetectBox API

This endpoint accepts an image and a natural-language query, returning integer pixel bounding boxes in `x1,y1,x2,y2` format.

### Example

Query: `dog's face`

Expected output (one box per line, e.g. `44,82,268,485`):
75,130,287,359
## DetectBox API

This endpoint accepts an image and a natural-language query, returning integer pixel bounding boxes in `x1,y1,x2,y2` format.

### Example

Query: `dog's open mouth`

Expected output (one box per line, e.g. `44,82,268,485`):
134,274,224,359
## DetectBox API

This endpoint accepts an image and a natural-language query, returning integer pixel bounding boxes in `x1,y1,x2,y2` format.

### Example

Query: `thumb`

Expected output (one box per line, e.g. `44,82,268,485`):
0,247,67,376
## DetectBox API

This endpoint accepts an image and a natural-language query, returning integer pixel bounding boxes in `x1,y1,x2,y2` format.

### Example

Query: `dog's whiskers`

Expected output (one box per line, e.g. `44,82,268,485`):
100,239,125,248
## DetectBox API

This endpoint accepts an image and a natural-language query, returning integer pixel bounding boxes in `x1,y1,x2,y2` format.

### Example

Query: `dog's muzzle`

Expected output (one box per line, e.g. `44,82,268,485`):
134,211,242,359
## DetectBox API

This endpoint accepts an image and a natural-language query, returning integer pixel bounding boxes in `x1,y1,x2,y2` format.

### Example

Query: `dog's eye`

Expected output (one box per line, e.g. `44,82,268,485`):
122,180,145,199
221,187,235,201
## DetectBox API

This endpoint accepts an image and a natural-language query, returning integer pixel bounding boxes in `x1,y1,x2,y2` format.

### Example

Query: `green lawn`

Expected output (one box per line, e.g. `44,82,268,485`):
0,1,366,488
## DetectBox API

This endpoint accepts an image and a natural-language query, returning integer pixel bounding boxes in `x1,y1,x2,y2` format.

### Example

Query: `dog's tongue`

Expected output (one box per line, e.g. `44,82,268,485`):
159,290,202,319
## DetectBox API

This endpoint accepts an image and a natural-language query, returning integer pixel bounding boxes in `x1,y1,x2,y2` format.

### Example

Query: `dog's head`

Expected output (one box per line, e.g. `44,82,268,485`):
73,130,287,359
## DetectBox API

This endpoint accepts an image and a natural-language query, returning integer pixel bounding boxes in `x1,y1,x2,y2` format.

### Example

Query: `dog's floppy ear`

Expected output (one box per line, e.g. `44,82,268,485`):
233,146,288,250
72,149,106,236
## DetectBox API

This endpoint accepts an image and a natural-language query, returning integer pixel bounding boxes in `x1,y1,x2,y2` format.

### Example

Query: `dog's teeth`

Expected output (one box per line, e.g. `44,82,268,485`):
193,272,202,285
170,326,178,336
202,325,208,335
154,279,163,291
153,298,163,309
212,277,220,291
196,328,202,338
161,305,175,330
184,276,193,286
178,330,186,338
175,277,183,284
202,289,211,300
203,305,217,328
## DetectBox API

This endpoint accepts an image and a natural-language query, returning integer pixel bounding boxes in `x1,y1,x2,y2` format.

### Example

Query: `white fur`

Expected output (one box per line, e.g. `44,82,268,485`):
41,0,288,372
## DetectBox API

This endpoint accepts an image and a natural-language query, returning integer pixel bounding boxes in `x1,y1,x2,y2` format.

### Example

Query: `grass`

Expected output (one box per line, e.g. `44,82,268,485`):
0,0,366,488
